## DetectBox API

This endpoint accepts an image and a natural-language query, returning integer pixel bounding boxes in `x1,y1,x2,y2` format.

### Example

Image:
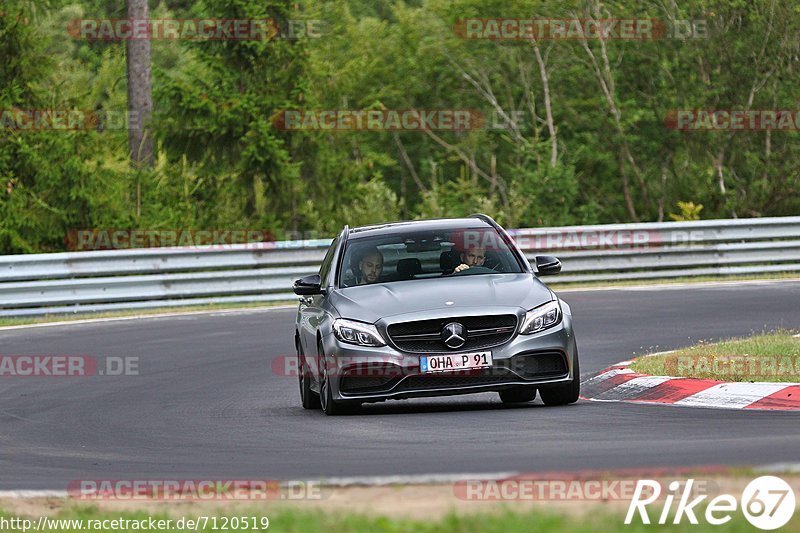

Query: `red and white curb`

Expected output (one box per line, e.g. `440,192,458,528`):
581,359,800,411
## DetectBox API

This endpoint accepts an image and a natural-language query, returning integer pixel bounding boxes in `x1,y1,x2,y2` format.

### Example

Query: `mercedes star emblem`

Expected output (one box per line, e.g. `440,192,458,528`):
441,322,467,349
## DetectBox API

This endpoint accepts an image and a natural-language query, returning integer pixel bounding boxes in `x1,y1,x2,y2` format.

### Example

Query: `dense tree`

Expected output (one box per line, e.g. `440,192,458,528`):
1,0,798,253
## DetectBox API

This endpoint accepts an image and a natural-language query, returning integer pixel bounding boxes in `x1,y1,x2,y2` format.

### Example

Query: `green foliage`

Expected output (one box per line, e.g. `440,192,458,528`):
0,0,132,253
417,172,498,221
669,201,704,221
346,175,402,227
2,0,800,253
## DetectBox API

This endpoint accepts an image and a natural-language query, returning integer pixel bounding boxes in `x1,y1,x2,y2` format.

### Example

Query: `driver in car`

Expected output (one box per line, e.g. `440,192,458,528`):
358,247,384,284
454,245,486,273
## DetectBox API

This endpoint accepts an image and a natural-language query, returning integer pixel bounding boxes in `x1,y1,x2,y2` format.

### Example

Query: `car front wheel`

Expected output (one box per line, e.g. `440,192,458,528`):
539,351,580,406
297,340,320,410
318,341,360,416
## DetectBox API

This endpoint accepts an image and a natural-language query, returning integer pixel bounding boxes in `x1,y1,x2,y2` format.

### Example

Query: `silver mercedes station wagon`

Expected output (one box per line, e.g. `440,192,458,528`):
293,214,579,415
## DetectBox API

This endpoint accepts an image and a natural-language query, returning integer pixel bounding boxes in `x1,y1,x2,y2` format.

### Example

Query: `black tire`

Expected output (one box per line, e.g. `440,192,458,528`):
498,386,537,404
318,341,360,416
540,351,581,406
297,340,320,410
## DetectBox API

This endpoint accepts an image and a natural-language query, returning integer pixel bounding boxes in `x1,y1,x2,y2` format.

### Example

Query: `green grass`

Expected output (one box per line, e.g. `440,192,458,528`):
630,332,800,382
3,506,797,533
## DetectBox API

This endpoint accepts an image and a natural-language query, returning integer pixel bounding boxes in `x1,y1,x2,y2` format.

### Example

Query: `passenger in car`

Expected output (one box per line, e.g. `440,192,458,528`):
357,247,384,284
454,245,486,273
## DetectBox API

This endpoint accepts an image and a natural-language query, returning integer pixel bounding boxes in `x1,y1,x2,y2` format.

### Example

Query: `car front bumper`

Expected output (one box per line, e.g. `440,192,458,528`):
320,308,578,403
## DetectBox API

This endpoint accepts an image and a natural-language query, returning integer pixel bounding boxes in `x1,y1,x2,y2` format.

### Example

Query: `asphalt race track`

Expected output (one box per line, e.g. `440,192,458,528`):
1,281,799,490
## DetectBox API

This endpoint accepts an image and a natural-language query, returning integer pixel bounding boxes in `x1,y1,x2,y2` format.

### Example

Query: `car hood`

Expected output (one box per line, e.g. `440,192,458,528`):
329,273,554,324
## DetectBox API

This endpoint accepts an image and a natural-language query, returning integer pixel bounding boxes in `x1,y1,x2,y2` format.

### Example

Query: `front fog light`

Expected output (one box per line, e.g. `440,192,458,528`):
520,300,562,335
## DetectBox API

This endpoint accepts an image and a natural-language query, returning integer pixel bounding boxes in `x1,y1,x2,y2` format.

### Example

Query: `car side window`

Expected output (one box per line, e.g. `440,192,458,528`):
318,237,338,287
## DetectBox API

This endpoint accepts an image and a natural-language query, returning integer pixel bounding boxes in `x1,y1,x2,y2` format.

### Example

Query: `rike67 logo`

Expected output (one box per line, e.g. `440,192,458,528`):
626,476,796,530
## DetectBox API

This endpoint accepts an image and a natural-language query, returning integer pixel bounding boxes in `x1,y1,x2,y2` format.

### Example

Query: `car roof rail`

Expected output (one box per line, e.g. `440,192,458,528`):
470,213,497,227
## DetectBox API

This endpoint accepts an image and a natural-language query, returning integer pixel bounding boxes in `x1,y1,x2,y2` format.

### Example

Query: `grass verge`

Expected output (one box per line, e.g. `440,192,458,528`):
630,332,800,382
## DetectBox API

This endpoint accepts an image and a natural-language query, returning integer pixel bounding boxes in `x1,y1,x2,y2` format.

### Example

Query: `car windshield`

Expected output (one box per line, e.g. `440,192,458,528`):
339,226,524,287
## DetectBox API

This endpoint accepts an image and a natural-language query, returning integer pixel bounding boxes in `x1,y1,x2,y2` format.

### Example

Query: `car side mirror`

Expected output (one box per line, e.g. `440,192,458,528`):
534,255,562,276
293,274,324,295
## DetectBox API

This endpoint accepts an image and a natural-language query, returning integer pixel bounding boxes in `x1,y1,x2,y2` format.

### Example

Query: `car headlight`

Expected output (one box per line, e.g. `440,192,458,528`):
520,300,562,335
332,319,386,347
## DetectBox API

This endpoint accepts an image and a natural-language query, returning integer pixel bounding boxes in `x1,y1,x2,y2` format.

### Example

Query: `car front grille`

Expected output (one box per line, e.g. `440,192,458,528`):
387,314,518,353
337,350,570,396
397,352,569,392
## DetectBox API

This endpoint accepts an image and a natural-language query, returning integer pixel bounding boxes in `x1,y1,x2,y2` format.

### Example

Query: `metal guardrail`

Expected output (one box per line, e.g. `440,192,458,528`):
1,217,799,317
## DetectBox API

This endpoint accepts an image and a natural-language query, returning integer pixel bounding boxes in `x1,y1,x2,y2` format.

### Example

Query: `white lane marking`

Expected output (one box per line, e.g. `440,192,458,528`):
580,397,629,403
322,472,520,487
0,472,524,496
0,305,296,332
756,463,800,474
9,463,800,497
580,368,635,387
638,350,677,358
675,382,791,409
556,278,800,293
0,491,67,498
602,375,672,397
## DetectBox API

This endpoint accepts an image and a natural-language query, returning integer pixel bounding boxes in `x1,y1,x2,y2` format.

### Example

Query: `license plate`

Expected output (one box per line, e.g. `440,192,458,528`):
420,351,492,373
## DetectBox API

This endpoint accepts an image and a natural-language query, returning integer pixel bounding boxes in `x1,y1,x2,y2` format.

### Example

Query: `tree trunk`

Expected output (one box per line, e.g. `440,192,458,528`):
532,43,557,168
126,0,154,170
